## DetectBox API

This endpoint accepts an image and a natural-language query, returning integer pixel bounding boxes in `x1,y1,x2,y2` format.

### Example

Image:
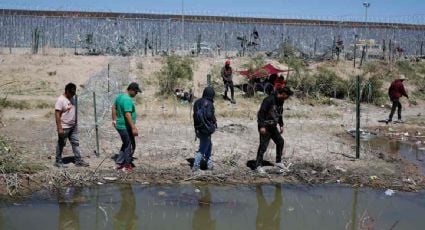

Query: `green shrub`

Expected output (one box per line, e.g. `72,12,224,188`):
156,55,194,95
314,68,348,99
299,74,317,95
347,75,386,105
211,64,225,90
396,61,415,77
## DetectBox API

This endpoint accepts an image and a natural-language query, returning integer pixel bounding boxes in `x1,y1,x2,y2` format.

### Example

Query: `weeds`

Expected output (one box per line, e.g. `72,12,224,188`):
0,98,51,110
0,98,31,110
0,137,45,174
156,55,194,95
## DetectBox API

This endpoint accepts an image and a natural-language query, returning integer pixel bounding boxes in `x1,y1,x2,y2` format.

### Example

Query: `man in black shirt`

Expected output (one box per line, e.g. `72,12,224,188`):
255,87,293,174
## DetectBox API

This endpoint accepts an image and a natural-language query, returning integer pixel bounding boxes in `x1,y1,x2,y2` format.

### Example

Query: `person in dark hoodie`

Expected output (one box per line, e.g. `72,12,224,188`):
387,74,409,123
192,87,217,172
255,87,293,174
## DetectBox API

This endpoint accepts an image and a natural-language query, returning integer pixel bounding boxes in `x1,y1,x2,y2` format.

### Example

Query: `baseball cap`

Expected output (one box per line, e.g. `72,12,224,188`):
127,82,142,92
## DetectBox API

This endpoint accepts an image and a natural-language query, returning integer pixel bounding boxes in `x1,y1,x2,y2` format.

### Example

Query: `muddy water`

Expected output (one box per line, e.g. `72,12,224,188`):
365,138,425,174
1,184,424,230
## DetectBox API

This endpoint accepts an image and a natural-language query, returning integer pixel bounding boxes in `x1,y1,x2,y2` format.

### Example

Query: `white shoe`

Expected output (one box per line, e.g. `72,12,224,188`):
275,162,292,173
256,166,266,174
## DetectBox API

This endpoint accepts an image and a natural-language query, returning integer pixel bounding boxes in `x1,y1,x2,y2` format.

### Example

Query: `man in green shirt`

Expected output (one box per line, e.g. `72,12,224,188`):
112,82,141,172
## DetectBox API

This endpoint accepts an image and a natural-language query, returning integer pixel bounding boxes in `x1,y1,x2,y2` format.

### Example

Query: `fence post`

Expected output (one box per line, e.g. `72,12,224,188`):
107,64,110,93
93,92,100,157
207,74,211,87
356,75,361,159
224,32,228,57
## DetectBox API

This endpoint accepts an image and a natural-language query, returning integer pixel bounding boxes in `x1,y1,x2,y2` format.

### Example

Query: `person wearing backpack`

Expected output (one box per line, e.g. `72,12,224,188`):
192,87,217,172
255,87,293,174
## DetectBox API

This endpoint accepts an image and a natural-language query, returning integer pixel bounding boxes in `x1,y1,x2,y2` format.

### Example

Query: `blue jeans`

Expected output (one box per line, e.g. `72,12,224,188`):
56,126,82,163
116,128,135,165
193,133,213,170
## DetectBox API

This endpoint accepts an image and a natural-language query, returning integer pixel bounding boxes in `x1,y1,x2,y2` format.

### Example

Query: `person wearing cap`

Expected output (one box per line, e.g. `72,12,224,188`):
255,87,293,174
54,83,89,168
221,60,236,104
387,75,409,123
112,82,142,172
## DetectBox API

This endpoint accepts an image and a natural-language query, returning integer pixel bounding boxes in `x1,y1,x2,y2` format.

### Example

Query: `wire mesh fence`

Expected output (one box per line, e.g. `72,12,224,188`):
1,10,425,57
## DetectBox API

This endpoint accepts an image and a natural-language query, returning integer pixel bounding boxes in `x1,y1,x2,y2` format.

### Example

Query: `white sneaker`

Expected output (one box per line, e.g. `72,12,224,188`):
256,166,266,174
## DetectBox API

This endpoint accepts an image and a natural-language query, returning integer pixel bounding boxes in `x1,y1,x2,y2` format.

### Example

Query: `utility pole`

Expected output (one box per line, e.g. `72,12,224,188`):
362,2,370,62
181,0,185,51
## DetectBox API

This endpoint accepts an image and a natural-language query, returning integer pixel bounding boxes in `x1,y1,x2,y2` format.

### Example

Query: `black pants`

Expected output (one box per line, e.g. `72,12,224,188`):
389,98,402,121
256,126,284,168
116,127,136,165
224,81,234,100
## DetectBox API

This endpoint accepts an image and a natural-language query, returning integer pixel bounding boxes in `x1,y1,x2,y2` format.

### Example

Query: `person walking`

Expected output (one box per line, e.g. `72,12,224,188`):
387,75,409,123
192,87,217,172
221,60,236,104
54,83,89,168
255,87,293,174
112,82,142,172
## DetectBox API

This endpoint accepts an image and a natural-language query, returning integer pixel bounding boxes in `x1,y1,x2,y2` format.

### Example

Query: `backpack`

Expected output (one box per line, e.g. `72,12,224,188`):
194,99,216,134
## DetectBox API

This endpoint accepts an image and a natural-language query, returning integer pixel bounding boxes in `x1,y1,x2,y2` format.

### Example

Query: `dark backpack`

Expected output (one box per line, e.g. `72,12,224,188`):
194,99,216,134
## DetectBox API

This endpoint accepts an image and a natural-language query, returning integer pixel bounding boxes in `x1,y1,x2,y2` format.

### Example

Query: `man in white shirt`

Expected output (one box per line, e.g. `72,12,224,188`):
54,83,89,168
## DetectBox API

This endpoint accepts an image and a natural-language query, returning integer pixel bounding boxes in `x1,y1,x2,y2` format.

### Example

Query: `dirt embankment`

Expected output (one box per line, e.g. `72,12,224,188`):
1,54,425,197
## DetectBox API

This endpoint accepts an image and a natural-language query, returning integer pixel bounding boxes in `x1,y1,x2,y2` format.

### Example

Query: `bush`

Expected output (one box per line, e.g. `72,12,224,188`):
347,75,386,105
396,61,415,77
211,64,225,90
157,55,194,95
314,68,348,99
299,74,317,95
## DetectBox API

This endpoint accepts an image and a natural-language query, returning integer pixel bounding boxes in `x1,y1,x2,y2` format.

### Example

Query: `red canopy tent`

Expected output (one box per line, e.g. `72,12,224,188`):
238,64,288,78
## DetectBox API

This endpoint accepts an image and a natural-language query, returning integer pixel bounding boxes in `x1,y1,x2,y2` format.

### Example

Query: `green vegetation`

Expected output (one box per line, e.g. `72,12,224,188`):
210,64,224,90
0,98,31,110
0,98,51,110
156,55,194,95
0,137,45,174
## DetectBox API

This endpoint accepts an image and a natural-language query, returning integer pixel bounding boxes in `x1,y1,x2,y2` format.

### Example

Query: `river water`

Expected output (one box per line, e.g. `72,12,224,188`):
1,183,424,230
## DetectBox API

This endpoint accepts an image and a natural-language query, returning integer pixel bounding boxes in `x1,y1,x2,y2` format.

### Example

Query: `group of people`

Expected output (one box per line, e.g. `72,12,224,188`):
54,82,142,171
54,69,409,174
191,84,294,173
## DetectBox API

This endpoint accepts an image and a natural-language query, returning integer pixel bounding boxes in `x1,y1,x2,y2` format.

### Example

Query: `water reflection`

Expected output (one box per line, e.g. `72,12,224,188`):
256,185,282,230
349,188,359,230
2,184,425,229
113,184,138,230
58,187,83,230
192,187,216,230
